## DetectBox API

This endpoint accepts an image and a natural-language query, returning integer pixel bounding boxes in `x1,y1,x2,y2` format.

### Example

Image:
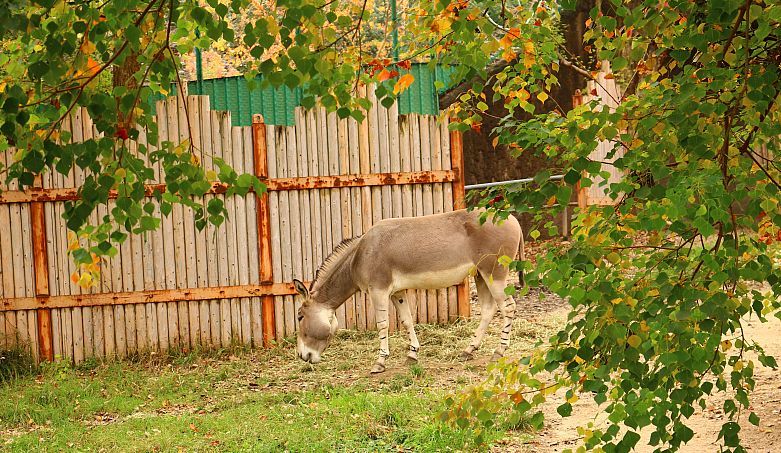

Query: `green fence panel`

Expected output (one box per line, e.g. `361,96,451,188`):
146,63,456,126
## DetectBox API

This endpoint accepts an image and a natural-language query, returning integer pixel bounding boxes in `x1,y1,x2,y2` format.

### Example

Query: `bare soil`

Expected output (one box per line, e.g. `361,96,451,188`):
520,312,781,453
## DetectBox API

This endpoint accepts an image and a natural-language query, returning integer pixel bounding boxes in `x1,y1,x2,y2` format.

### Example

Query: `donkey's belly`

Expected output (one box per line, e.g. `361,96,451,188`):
391,263,473,291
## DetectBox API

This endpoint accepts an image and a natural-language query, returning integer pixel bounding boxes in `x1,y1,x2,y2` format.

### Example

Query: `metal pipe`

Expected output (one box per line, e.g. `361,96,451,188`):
195,29,203,93
464,174,565,190
391,0,399,61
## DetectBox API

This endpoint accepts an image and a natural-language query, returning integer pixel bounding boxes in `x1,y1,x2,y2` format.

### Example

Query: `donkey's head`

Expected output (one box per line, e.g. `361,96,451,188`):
293,279,338,364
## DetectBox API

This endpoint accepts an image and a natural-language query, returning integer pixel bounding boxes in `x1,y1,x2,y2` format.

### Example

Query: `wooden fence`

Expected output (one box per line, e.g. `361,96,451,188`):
574,61,625,207
0,91,467,363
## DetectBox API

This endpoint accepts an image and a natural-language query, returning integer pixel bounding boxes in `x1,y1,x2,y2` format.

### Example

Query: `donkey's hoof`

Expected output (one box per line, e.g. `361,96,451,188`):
405,355,418,365
370,363,386,374
458,351,474,362
489,352,504,363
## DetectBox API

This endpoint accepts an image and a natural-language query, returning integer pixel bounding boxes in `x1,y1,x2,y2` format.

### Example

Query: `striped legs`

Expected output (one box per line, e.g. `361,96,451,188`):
392,293,420,363
491,283,516,361
370,288,390,374
459,276,497,361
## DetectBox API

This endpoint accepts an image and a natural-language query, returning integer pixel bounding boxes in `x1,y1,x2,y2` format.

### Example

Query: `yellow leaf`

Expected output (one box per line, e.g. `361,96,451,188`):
537,92,549,103
80,39,96,55
499,28,520,49
393,73,415,95
627,335,642,348
514,88,530,101
502,48,517,63
206,170,217,182
77,272,93,288
567,394,579,404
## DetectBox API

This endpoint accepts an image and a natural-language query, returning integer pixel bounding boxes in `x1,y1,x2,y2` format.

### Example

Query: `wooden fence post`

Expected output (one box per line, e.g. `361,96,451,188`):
449,124,470,320
253,114,276,347
31,175,53,361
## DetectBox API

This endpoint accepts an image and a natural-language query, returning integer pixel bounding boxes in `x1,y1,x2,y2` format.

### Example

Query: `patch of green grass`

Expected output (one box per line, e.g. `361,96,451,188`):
0,343,38,384
0,318,552,452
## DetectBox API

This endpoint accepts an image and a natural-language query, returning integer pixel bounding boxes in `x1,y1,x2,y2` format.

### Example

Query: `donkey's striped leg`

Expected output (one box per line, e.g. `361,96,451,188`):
370,288,391,374
459,275,497,361
392,293,420,364
490,280,517,362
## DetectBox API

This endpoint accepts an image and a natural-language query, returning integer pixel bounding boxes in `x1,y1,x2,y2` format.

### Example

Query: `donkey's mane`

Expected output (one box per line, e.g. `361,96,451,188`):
311,235,363,289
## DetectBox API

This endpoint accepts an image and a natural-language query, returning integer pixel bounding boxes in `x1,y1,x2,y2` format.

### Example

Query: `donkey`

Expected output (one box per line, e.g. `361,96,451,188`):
293,209,524,373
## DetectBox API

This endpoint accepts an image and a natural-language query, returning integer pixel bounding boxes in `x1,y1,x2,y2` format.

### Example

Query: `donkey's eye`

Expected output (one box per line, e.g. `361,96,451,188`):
297,315,304,322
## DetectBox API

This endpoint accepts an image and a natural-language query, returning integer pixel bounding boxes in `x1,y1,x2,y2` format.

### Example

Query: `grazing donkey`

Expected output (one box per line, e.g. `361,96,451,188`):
293,209,523,373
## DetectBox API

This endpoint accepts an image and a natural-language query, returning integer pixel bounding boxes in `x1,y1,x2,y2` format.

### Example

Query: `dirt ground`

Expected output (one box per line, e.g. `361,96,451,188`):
495,242,781,452
519,312,781,453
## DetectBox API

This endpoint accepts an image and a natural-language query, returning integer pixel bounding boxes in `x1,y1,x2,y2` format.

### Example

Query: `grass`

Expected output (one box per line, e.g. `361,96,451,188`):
0,341,39,384
0,315,562,452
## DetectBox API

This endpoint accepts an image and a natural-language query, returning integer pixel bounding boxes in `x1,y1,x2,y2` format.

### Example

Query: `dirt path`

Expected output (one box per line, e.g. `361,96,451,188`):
519,309,781,453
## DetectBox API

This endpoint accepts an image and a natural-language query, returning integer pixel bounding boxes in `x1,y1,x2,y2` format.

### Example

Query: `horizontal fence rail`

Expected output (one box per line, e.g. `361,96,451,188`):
0,91,468,363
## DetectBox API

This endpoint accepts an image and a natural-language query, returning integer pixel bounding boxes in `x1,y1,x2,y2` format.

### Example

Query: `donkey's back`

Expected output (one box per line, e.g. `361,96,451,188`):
350,209,522,293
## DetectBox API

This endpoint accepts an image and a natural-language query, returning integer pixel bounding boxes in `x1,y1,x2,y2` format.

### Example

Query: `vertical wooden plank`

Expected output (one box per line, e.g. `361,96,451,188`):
218,112,240,344
137,119,156,354
286,123,305,332
174,94,191,350
418,115,437,325
31,173,54,361
244,127,263,347
268,124,285,339
44,200,61,358
449,121,470,319
214,112,231,347
295,109,313,292
278,126,297,337
429,117,448,325
398,114,418,318
207,112,222,347
71,307,84,363
388,101,403,218
357,85,373,330
253,114,276,347
100,206,117,358
338,116,356,330
232,126,252,346
306,109,324,278
441,118,458,322
293,109,312,338
376,101,397,331
184,95,201,349
197,96,212,348
409,114,427,323
27,311,38,362
348,115,365,330
326,111,346,329
164,96,181,349
316,108,333,281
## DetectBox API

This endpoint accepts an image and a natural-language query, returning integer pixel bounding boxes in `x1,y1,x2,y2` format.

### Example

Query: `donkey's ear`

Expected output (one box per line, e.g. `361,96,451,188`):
293,279,309,298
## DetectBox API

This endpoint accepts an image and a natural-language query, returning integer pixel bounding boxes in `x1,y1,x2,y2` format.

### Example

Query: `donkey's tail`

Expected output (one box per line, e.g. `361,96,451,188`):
517,227,526,288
